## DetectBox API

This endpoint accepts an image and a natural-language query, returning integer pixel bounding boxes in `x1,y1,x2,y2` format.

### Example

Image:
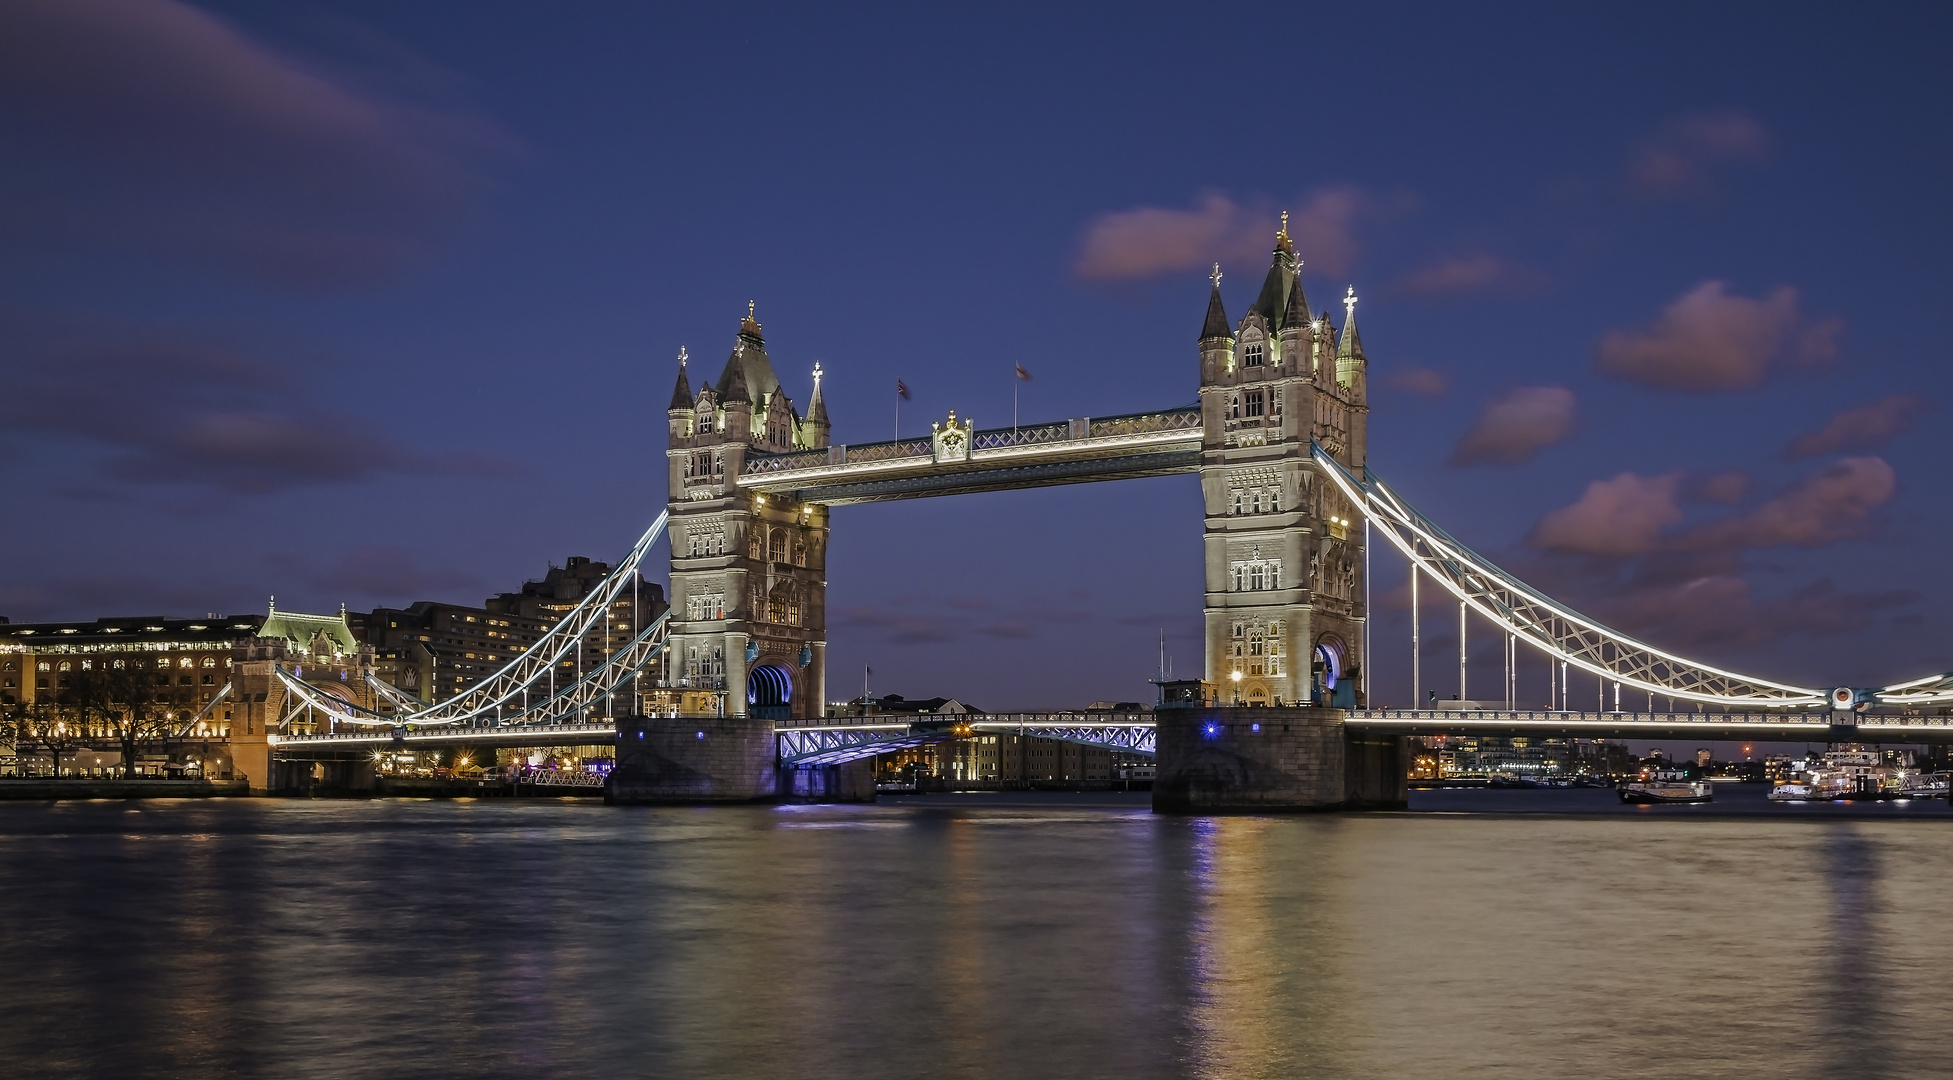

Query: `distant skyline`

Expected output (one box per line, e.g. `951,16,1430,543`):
2,0,1949,709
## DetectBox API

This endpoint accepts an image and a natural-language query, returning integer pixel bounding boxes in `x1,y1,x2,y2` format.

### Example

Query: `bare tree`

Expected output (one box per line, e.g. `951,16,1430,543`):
16,700,87,776
100,664,177,779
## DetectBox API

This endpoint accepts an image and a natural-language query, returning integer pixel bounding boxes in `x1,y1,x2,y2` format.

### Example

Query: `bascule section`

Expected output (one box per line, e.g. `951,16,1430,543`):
1196,221,1369,710
664,305,830,723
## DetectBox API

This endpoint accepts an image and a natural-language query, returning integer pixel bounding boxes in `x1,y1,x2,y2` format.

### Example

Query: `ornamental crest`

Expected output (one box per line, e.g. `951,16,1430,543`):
932,410,972,463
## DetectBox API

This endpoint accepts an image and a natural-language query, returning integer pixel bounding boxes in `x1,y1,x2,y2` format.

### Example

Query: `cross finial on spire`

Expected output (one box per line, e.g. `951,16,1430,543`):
677,345,688,367
1210,263,1223,289
1344,285,1359,318
1279,210,1289,238
812,361,823,388
747,299,755,319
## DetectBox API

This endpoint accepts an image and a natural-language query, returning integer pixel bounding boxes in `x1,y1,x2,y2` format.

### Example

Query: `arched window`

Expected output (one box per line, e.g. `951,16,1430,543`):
697,408,714,434
58,661,71,672
1244,342,1264,367
768,530,787,563
202,657,216,668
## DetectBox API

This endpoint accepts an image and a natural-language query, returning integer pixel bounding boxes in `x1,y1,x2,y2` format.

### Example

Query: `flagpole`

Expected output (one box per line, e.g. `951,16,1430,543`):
894,387,899,440
1013,372,1018,433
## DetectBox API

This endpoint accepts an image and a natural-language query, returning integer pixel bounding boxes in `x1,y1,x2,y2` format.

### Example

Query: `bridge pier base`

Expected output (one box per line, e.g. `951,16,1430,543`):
1153,707,1406,813
607,715,779,804
780,762,876,803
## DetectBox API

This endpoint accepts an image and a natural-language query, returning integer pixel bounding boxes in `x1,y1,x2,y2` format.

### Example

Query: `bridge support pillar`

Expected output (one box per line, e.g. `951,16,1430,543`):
607,714,778,804
780,761,876,803
1153,707,1403,812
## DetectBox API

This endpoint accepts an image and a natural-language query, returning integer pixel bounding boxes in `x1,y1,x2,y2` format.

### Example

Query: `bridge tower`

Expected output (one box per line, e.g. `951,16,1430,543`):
1198,221,1368,706
665,305,830,720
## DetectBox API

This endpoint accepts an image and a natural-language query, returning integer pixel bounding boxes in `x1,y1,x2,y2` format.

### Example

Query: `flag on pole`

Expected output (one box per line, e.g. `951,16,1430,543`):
896,379,910,400
1015,364,1032,381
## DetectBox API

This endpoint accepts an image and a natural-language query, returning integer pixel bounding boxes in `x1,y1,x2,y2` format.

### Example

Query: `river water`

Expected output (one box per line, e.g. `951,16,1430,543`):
2,790,1950,1080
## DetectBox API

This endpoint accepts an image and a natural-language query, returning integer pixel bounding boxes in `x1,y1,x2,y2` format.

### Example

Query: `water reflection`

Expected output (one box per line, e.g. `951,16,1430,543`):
1,798,1952,1080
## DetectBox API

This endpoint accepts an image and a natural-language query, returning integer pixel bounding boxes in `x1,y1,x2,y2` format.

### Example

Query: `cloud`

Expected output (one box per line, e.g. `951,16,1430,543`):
0,327,514,493
1676,457,1896,551
1681,469,1749,506
1782,394,1935,460
1448,386,1576,466
1385,366,1448,396
0,0,513,286
1074,186,1382,281
1628,110,1771,196
1529,472,1683,557
1528,457,1897,563
1595,280,1840,392
1395,253,1542,296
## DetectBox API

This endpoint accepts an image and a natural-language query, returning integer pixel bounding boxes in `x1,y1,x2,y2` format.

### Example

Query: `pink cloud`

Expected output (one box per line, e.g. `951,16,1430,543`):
1782,394,1935,460
1449,386,1576,466
1529,472,1683,557
1396,253,1541,296
1677,457,1896,551
0,0,512,285
1682,469,1749,506
1629,110,1771,196
1073,187,1376,280
1595,280,1839,392
1385,366,1448,396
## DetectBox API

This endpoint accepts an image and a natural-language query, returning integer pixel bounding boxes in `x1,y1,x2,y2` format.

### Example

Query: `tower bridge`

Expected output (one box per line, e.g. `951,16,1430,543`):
249,223,1953,807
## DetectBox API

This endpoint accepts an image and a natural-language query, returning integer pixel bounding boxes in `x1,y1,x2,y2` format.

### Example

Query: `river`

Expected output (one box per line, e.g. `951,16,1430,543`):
1,790,1948,1079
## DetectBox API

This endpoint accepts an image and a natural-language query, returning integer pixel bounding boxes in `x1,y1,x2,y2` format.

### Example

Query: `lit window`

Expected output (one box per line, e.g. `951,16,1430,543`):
1244,342,1264,367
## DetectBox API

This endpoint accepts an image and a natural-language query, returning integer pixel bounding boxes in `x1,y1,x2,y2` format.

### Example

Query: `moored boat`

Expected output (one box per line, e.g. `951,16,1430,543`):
1618,772,1713,804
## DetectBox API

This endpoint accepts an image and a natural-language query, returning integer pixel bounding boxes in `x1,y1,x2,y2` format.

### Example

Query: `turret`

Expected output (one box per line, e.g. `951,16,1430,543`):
1335,286,1366,393
667,346,693,447
805,363,831,449
1198,263,1234,385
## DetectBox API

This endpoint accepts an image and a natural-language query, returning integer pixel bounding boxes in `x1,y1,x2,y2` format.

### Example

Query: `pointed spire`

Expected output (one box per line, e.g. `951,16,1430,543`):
668,346,693,410
1337,286,1364,359
807,362,829,425
721,353,750,405
1200,263,1231,340
1282,259,1309,329
1251,218,1299,330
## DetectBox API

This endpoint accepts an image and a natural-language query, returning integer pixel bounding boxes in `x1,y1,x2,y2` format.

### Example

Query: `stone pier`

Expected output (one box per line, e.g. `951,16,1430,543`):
1152,706,1406,812
607,714,798,804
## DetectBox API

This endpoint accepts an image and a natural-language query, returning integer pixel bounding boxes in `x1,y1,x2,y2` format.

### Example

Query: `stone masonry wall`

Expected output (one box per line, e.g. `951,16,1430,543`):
608,715,778,804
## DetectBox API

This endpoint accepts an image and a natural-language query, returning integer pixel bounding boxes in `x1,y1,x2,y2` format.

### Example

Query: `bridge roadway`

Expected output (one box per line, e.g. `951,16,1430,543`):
266,707,1953,763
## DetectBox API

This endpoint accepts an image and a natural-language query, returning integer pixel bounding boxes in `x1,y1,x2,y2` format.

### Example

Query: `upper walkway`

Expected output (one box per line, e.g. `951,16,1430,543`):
737,407,1202,504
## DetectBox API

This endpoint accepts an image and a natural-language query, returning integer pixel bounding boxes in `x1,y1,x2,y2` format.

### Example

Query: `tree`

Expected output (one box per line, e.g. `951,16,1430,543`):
100,663,178,779
15,700,86,776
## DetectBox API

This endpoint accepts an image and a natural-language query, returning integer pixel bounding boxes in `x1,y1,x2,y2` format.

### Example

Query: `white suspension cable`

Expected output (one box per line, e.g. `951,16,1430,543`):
1312,443,1823,708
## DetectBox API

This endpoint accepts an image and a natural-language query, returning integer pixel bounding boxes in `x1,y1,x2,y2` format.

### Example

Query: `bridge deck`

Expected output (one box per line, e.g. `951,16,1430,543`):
737,408,1201,504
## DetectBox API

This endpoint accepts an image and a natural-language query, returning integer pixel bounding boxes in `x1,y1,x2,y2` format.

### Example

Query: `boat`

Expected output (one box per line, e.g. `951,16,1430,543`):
1772,748,1949,802
1768,782,1815,801
1618,771,1713,804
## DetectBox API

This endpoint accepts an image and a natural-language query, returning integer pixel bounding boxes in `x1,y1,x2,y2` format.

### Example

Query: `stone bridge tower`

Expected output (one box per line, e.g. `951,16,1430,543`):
665,305,830,720
1198,220,1369,706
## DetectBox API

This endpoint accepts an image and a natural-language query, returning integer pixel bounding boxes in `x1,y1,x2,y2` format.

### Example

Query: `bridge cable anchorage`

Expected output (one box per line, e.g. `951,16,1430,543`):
270,511,674,733
1308,443,1825,708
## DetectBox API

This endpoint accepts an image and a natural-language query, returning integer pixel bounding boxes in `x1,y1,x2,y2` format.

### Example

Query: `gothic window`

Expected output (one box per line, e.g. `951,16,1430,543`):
768,530,787,563
683,455,695,479
1244,342,1265,367
749,530,763,559
713,450,725,476
1231,490,1244,515
1229,558,1283,592
1272,387,1283,418
1243,390,1264,418
58,661,70,672
697,408,714,434
1227,393,1240,420
793,536,807,566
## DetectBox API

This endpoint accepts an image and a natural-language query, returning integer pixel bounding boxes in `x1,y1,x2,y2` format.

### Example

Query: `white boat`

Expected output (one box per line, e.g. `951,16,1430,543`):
1768,782,1815,801
1618,773,1713,804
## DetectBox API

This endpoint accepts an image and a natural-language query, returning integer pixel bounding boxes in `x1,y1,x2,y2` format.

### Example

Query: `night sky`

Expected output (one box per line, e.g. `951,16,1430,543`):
3,1,1949,712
